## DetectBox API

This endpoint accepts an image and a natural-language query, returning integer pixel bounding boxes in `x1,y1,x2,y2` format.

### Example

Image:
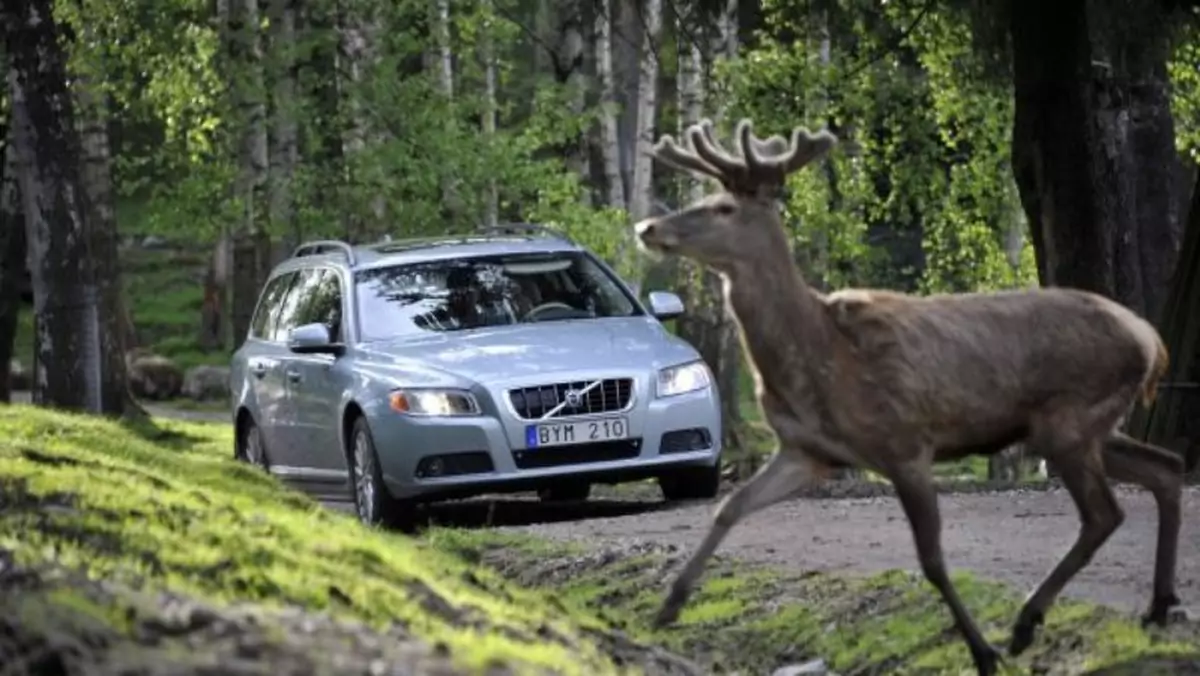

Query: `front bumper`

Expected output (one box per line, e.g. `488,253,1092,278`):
369,379,722,501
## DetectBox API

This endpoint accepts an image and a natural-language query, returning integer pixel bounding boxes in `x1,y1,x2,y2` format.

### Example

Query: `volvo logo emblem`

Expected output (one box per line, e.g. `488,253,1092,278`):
563,389,583,408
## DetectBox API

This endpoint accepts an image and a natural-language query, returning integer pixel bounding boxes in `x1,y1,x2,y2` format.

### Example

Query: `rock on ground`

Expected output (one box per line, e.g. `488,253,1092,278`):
182,364,231,401
125,350,184,401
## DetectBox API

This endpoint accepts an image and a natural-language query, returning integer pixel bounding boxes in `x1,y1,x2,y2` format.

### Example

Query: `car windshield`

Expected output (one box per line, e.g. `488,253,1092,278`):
354,251,642,341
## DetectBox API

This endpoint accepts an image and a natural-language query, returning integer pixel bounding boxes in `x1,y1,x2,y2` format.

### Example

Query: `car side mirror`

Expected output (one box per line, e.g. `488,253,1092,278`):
647,291,685,322
288,322,344,356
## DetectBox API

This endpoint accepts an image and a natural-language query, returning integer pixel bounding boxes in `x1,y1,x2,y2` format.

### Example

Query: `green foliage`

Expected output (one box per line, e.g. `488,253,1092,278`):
720,0,1039,294
1170,19,1200,163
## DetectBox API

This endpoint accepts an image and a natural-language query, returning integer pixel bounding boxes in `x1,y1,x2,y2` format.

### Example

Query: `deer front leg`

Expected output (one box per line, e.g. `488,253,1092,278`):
890,464,1000,676
653,450,830,627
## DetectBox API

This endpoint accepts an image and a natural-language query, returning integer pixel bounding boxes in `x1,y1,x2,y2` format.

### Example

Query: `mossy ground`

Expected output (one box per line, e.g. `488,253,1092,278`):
0,404,694,675
435,531,1200,675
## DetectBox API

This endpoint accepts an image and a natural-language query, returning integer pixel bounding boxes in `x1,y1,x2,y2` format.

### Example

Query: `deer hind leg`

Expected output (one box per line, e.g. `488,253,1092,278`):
653,450,830,627
1010,433,1123,656
890,463,1000,676
1102,431,1185,626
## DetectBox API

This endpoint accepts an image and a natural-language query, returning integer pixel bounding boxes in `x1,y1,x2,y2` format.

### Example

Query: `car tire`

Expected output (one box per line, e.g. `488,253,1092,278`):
537,482,591,502
236,417,270,471
658,463,721,502
348,416,414,529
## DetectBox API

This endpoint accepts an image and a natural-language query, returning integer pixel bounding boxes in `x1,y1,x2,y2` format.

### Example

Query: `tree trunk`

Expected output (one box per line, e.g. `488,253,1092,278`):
481,0,499,228
4,0,121,414
0,126,27,403
627,0,661,222
595,0,626,211
1009,0,1182,322
74,65,139,415
551,0,587,182
268,0,300,248
228,0,271,346
433,0,460,221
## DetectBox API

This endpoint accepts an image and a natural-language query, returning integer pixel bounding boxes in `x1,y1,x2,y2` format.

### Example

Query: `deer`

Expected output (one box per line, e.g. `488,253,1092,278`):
632,117,1186,676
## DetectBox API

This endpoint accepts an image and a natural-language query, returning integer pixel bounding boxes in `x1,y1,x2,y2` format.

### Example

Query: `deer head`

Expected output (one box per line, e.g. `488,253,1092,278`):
633,118,837,272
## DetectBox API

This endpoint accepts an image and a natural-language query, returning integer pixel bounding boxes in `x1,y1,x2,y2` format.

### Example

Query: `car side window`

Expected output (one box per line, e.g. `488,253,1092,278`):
291,268,345,342
271,268,315,343
249,271,297,341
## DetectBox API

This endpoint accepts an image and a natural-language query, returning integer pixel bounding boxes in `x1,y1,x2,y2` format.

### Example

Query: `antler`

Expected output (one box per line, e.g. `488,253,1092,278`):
650,117,838,197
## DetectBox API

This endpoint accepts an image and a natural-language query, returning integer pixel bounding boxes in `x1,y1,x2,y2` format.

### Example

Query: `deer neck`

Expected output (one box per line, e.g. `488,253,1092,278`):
723,253,837,390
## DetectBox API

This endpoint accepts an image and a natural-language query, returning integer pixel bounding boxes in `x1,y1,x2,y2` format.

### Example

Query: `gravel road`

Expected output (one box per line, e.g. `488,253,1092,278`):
13,391,1195,615
498,484,1200,615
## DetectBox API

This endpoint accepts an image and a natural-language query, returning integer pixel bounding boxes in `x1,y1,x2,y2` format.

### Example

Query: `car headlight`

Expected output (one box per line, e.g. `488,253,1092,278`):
388,388,480,416
656,360,711,397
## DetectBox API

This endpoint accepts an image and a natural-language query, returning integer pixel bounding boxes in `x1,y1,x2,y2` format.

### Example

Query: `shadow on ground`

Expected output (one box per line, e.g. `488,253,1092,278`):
328,494,681,533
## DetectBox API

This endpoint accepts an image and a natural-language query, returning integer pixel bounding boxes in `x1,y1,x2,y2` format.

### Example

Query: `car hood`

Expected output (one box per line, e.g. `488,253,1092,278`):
356,317,699,384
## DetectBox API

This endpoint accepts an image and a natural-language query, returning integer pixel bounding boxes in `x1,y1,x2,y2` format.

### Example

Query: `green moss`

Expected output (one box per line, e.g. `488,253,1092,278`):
0,404,650,675
441,530,1200,675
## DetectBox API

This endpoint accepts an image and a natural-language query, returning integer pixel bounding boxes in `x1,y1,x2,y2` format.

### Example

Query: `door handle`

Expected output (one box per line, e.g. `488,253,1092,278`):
285,368,302,384
250,362,268,379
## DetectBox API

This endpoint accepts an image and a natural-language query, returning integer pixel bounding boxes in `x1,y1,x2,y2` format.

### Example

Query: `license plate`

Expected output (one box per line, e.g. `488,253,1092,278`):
525,417,629,448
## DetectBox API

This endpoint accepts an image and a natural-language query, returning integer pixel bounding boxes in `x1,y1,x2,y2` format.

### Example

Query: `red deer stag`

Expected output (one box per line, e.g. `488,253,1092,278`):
633,117,1185,675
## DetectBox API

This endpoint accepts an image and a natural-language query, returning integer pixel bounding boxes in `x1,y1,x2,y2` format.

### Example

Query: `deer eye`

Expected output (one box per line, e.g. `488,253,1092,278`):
714,202,736,216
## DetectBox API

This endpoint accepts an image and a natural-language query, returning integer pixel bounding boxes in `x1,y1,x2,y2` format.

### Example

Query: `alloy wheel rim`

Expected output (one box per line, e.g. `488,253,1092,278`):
353,431,376,524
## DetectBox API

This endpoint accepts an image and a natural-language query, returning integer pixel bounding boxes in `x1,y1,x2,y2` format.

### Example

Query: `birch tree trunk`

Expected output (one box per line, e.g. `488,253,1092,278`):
4,0,123,414
669,0,748,478
552,0,586,182
433,0,460,220
627,0,661,222
595,0,626,210
74,65,139,416
268,0,300,248
229,0,271,346
0,127,27,403
201,0,233,351
480,0,499,228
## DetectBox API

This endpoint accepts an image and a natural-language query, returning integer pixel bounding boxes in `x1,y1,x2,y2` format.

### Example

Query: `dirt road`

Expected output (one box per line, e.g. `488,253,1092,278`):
499,484,1200,615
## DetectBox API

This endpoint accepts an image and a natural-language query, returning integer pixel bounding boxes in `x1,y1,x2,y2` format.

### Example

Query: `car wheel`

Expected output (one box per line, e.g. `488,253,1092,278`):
537,482,591,502
237,418,270,471
349,416,413,529
658,463,721,502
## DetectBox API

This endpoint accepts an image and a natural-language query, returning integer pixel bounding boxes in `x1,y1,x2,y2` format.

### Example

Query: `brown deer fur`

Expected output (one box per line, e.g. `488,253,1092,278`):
634,118,1185,676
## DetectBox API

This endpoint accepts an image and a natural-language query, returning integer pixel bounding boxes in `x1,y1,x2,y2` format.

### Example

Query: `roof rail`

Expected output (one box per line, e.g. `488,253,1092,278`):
476,222,574,243
292,239,357,265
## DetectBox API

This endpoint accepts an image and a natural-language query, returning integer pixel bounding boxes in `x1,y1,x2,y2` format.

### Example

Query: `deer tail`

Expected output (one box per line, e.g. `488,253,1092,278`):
1142,334,1170,408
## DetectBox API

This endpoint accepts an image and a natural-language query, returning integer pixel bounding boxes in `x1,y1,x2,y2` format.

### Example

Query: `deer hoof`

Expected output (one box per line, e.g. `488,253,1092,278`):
1142,594,1185,627
970,643,1002,676
652,587,688,628
1008,609,1044,657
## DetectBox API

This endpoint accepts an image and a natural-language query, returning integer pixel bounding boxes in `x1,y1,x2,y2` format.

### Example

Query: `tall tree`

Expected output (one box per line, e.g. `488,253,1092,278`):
1009,0,1185,323
4,0,130,415
0,125,28,403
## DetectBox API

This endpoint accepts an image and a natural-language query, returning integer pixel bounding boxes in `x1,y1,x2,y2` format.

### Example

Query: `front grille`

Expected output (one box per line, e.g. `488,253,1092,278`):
507,378,634,420
512,438,642,469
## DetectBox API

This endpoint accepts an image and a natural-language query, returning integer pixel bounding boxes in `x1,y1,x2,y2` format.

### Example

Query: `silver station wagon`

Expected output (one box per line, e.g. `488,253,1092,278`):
229,225,724,527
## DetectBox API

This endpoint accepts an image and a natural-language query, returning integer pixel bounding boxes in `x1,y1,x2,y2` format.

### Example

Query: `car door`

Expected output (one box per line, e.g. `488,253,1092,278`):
261,267,313,474
280,266,348,479
243,270,299,462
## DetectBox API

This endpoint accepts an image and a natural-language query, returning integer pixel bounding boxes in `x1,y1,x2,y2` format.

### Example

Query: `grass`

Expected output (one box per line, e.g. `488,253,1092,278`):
435,530,1200,675
0,404,659,674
